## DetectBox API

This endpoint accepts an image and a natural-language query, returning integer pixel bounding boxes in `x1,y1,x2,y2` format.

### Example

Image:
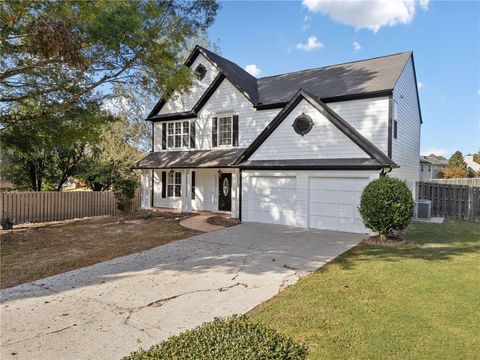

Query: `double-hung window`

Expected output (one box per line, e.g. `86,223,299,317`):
167,171,181,197
218,116,233,146
167,120,190,149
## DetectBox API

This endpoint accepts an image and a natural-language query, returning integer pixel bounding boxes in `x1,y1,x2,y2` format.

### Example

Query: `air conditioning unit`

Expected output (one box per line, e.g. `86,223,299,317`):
415,200,431,219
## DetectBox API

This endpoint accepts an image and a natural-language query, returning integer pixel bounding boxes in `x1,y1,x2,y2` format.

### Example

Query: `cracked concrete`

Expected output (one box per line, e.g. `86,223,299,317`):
0,223,362,360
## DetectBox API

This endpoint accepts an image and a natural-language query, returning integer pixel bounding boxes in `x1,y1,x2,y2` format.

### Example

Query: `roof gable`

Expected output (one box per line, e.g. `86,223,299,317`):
236,90,397,169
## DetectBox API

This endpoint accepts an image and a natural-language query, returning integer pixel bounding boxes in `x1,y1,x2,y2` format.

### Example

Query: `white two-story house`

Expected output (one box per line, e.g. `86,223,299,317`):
133,46,422,233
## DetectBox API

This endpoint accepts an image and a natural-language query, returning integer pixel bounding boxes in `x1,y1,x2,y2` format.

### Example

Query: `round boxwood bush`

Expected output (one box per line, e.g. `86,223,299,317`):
122,316,307,360
359,176,414,240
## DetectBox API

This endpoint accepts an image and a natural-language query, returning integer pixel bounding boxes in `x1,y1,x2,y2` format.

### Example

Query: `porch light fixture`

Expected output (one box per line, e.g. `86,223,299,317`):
169,169,175,175
217,169,222,176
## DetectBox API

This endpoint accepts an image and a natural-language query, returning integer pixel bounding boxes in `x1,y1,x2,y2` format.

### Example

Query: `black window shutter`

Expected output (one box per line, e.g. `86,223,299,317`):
393,120,398,139
191,171,196,200
162,123,167,150
190,121,196,148
161,171,166,198
232,115,239,147
212,117,217,147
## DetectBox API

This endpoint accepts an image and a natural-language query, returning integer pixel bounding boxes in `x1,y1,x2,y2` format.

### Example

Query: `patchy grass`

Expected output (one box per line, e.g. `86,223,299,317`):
0,211,200,289
251,220,480,359
207,215,241,228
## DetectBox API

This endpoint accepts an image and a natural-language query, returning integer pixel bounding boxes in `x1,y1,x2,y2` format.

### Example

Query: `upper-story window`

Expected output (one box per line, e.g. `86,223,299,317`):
218,116,233,146
194,64,207,81
167,120,190,149
393,100,398,139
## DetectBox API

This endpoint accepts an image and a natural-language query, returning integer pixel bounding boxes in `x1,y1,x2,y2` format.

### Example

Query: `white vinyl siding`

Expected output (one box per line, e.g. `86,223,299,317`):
158,54,219,115
390,57,421,189
327,96,390,155
250,99,368,161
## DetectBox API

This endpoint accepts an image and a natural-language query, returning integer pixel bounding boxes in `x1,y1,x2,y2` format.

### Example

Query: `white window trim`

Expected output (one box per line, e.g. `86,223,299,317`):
216,114,234,147
166,120,191,150
167,171,182,198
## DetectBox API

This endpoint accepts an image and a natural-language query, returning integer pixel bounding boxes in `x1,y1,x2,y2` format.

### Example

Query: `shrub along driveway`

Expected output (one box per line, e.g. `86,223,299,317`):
251,220,480,359
0,223,362,360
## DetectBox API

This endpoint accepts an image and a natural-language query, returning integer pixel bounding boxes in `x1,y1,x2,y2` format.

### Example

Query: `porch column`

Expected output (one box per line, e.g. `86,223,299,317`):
182,169,192,213
231,169,239,219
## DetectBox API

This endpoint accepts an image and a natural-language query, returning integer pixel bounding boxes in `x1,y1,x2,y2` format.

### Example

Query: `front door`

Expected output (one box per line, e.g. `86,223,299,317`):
218,173,232,211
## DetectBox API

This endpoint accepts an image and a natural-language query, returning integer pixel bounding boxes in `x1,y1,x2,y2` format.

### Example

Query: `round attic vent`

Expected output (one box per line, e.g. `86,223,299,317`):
194,64,207,81
293,114,313,136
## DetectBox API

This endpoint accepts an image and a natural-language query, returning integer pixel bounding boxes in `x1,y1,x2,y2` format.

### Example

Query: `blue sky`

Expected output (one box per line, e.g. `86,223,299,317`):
207,0,480,157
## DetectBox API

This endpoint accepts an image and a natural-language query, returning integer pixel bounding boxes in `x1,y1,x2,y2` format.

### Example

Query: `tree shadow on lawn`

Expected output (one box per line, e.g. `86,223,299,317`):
334,220,480,270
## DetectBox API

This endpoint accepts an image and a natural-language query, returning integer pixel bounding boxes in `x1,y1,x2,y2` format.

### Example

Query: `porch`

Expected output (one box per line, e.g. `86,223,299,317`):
140,168,241,219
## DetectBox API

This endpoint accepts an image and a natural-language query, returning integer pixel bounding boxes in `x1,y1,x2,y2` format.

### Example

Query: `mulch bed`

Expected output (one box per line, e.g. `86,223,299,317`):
361,234,407,247
206,215,240,227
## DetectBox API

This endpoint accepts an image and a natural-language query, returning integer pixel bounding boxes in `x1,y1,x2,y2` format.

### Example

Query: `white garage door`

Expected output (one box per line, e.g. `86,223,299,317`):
308,177,369,233
246,176,297,226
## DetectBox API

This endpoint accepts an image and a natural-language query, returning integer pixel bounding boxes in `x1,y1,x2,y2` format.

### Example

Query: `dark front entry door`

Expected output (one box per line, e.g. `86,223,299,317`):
218,173,232,211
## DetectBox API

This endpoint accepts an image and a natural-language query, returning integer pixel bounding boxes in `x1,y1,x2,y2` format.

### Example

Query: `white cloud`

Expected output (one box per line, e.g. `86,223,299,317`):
303,0,430,32
244,64,262,77
417,81,424,89
353,41,361,51
295,36,324,51
303,15,310,31
421,148,450,158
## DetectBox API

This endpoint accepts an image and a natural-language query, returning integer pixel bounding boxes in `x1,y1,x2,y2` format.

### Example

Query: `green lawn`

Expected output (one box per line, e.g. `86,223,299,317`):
250,220,480,359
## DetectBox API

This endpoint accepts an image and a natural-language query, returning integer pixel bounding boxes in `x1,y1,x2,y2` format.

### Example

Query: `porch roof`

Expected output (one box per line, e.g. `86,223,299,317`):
132,148,246,169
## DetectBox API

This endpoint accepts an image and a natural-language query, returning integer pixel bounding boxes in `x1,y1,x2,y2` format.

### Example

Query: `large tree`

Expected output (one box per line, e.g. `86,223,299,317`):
76,116,144,191
1,101,112,191
0,0,219,126
441,151,469,179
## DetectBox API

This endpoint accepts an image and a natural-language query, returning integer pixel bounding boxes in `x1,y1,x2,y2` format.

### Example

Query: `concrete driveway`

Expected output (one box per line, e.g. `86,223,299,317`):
1,223,362,360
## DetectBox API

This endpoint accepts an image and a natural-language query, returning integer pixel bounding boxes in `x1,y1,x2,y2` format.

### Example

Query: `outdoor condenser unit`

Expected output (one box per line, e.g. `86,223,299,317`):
415,200,431,219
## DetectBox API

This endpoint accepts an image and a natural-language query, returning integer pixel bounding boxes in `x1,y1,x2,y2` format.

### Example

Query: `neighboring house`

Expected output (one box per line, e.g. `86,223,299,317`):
464,155,480,176
133,46,422,233
419,155,448,180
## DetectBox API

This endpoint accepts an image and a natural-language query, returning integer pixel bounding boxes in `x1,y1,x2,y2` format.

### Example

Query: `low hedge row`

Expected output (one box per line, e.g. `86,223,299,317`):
122,316,307,360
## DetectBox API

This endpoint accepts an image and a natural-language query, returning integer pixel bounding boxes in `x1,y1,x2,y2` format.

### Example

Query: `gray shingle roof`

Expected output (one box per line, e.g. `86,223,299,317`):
132,148,246,169
420,156,448,166
257,52,412,104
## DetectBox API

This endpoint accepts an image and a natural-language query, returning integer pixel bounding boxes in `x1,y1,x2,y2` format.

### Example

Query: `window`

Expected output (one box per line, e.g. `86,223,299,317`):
194,64,207,81
428,165,431,172
293,114,314,136
393,101,398,139
421,165,424,172
167,171,181,197
166,120,190,149
218,116,233,146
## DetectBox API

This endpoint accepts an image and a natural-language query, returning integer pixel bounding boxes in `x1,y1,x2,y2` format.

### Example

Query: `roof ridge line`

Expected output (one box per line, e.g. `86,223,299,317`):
258,51,412,80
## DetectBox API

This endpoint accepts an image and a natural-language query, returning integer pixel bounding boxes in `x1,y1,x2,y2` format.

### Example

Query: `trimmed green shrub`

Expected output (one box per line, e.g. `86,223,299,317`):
122,316,308,360
359,176,414,240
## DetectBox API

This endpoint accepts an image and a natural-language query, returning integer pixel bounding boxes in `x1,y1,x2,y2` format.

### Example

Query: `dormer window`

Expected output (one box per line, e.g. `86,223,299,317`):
194,64,207,81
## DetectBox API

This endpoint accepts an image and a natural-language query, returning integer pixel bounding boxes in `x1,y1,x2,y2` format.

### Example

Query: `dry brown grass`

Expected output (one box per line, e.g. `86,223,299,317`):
0,211,200,289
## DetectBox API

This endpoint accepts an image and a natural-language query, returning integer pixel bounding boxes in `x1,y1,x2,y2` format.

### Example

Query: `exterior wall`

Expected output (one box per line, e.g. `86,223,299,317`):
140,169,152,209
145,168,240,218
390,57,421,188
158,54,219,115
241,170,379,232
327,96,390,155
153,79,280,152
250,99,368,161
419,163,445,180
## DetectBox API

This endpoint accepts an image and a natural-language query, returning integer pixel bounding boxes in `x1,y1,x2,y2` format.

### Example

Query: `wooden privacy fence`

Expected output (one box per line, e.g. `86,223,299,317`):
0,190,141,224
416,181,480,221
422,178,480,187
